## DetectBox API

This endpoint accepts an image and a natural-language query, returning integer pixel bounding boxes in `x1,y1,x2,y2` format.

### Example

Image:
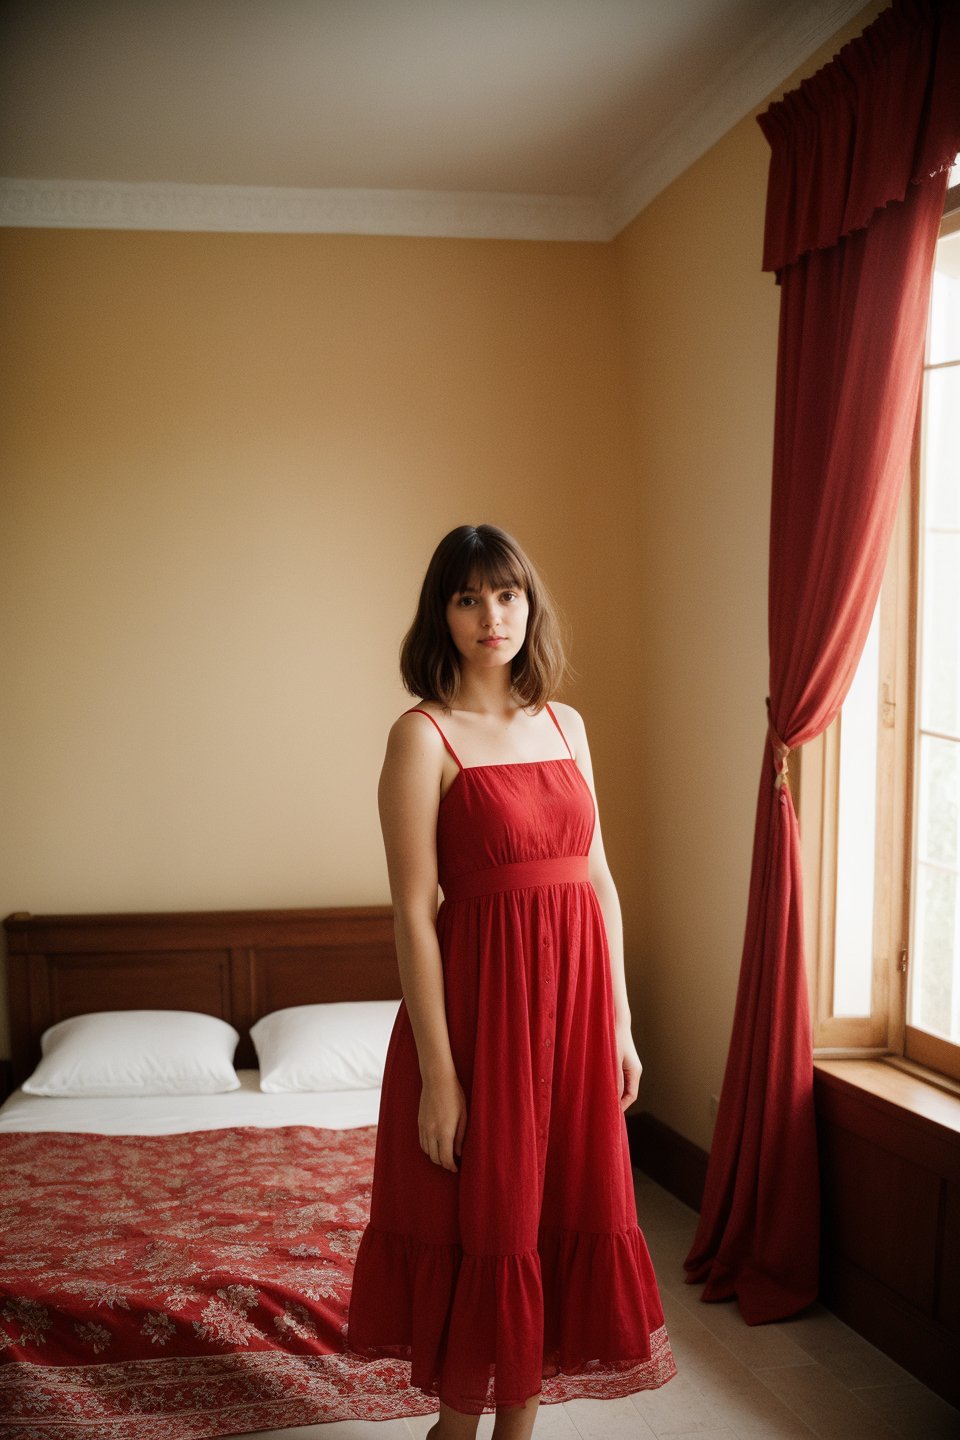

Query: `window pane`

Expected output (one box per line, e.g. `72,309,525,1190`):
917,734,960,868
920,530,960,738
833,604,880,1016
912,866,956,1037
927,227,960,365
923,368,960,530
911,745,960,1043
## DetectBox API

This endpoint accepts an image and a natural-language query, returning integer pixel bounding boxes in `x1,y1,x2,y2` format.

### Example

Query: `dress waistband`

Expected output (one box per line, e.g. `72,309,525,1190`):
440,856,590,903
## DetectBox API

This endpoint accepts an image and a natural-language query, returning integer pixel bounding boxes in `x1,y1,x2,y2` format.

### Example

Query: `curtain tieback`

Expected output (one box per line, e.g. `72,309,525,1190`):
765,697,791,790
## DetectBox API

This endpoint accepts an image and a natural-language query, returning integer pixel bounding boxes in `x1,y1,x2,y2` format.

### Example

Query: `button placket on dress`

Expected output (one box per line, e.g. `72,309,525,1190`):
536,930,557,1170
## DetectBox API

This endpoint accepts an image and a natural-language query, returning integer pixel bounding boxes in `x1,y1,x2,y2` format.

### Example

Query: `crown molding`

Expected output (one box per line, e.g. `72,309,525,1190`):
0,178,611,242
0,0,871,243
604,0,871,236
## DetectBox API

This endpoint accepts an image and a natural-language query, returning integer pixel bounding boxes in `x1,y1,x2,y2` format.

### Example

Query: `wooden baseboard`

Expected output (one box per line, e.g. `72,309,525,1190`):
821,1251,960,1409
626,1109,708,1213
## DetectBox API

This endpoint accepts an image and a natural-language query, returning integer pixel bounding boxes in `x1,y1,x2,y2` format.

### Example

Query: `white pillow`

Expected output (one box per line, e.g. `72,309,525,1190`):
22,1010,241,1097
251,1000,401,1093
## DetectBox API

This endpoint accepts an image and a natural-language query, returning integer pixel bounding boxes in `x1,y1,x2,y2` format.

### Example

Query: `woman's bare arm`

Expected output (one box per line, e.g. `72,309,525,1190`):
378,712,467,1170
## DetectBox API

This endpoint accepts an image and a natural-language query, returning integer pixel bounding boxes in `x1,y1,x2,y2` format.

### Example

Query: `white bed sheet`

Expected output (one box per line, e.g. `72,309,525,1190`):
0,1069,382,1133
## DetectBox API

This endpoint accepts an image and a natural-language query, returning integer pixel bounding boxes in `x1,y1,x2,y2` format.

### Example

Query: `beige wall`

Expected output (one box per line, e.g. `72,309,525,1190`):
613,120,777,1151
0,4,884,1148
0,230,632,1058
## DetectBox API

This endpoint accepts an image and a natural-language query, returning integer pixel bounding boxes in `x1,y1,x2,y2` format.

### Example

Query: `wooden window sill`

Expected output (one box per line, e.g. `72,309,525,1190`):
813,1057,960,1142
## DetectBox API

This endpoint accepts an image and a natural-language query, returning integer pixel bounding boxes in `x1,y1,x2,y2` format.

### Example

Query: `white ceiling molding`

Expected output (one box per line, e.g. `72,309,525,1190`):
0,178,611,242
603,0,870,235
0,0,871,243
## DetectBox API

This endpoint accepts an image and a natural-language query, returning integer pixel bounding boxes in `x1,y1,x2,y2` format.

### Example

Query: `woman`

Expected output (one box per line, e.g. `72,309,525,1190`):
347,524,675,1440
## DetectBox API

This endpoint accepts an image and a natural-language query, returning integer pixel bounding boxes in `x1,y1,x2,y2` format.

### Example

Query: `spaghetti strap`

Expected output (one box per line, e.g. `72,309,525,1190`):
405,707,464,770
544,702,575,760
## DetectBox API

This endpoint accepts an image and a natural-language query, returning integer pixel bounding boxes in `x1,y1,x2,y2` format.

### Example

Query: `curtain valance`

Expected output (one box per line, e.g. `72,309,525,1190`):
758,0,960,275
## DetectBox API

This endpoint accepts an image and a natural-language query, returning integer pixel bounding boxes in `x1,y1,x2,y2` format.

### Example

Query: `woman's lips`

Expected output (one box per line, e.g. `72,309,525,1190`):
480,637,506,646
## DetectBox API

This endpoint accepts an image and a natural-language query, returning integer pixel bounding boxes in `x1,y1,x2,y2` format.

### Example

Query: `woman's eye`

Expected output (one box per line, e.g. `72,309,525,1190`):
501,591,519,602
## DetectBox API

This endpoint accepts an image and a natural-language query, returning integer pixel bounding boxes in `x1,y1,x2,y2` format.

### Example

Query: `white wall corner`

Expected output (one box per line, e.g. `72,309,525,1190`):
603,0,871,238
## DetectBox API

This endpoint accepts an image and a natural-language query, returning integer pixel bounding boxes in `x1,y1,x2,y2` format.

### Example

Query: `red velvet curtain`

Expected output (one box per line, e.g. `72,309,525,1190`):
683,0,960,1325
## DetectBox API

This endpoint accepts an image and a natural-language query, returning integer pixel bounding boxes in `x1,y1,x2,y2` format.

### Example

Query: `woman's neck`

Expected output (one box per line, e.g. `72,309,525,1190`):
453,669,519,716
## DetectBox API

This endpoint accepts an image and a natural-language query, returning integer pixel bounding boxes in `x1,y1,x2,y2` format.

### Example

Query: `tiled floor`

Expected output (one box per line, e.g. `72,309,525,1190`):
232,1173,960,1440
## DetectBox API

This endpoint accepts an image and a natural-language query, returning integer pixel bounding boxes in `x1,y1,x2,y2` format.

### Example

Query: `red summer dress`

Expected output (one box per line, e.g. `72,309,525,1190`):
347,705,676,1413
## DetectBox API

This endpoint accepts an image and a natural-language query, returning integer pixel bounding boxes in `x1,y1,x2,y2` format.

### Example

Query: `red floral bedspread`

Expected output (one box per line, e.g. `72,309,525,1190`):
0,1125,437,1438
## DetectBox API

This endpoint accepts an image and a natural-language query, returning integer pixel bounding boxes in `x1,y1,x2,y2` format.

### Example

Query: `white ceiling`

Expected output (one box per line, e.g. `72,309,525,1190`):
0,0,869,240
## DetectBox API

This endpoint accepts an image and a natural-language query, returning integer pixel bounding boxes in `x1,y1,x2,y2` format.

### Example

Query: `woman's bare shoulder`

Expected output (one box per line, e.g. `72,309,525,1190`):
386,704,446,754
548,700,588,739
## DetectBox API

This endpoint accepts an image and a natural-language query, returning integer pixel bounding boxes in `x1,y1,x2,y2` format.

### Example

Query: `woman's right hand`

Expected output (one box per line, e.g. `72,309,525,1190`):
418,1071,467,1172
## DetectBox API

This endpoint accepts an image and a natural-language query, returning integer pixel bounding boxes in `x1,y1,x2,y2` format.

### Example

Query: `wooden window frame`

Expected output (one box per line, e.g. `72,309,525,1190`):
904,194,960,1082
799,463,912,1059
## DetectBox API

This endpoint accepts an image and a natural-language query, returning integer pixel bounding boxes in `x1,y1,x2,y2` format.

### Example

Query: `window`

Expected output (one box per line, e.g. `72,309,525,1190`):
801,166,960,1088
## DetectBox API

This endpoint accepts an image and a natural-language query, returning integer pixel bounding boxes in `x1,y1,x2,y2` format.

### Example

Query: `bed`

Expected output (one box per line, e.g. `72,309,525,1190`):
0,905,438,1440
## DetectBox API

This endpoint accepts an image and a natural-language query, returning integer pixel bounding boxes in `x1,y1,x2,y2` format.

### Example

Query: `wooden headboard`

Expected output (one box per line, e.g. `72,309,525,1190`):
3,905,399,1086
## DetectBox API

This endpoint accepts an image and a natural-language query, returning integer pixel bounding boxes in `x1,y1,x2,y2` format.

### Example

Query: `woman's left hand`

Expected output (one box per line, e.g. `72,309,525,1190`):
616,1024,643,1111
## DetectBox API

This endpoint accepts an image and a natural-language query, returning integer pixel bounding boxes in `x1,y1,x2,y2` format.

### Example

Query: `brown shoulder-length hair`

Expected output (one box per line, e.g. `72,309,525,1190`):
400,524,569,710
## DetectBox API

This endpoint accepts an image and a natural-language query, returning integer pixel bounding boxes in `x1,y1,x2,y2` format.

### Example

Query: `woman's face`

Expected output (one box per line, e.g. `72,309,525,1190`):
445,575,529,672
